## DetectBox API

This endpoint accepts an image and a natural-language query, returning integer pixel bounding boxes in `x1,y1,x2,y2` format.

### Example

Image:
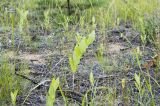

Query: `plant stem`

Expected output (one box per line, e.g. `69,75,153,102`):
11,14,15,49
72,73,74,91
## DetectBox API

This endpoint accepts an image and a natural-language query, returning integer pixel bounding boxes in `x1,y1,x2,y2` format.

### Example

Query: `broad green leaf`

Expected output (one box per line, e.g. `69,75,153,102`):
48,78,59,96
79,37,88,53
69,56,77,73
87,31,95,45
73,54,80,68
74,45,82,60
92,16,95,24
69,31,96,74
46,78,59,106
73,46,81,66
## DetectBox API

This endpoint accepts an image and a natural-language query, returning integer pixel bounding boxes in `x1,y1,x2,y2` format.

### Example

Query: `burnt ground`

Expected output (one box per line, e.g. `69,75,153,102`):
0,23,160,105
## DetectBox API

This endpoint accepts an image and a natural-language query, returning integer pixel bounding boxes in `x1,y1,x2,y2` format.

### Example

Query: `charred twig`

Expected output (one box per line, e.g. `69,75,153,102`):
95,74,119,80
57,90,84,103
15,72,38,84
15,66,38,84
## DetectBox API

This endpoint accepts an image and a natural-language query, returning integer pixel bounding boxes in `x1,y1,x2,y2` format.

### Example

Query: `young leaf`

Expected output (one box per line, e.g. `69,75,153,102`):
11,90,18,106
78,37,88,53
69,56,77,73
69,31,96,74
76,34,83,43
87,31,95,45
74,45,82,61
134,73,140,86
92,16,95,24
46,77,59,106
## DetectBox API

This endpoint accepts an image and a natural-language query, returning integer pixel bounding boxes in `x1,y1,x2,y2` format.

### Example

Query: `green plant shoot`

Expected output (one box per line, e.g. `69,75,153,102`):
44,9,51,30
69,31,96,73
17,8,28,33
96,43,104,62
11,89,18,106
46,77,59,106
134,73,141,89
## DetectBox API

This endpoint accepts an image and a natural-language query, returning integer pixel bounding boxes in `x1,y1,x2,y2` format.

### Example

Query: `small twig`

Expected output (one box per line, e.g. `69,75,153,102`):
52,56,66,70
15,71,38,84
57,89,84,103
120,47,131,51
22,79,51,105
14,59,48,84
44,56,66,79
95,74,119,80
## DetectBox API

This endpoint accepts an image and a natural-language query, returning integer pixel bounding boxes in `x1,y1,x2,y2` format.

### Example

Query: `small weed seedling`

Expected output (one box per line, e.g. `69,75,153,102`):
44,9,51,32
134,73,145,105
17,8,29,33
121,78,129,105
138,17,147,46
69,30,95,90
11,90,18,106
81,72,94,106
96,43,104,63
133,46,142,71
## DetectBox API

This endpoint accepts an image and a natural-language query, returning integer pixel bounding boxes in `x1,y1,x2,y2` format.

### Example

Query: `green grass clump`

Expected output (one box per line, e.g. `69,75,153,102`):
0,52,22,105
